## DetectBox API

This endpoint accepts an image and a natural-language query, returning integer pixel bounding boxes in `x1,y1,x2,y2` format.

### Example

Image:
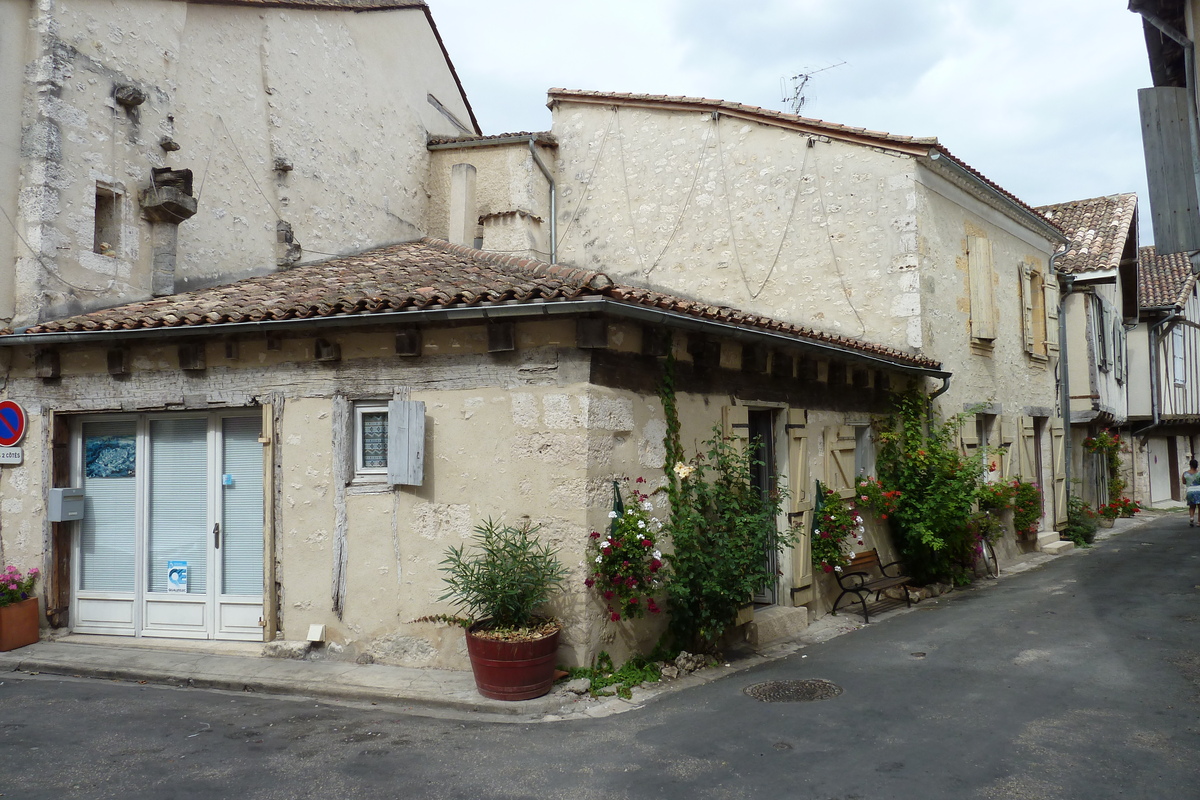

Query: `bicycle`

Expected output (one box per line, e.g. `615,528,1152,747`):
975,536,999,579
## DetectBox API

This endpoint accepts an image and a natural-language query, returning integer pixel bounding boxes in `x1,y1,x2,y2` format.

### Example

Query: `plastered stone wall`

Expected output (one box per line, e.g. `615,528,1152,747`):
426,143,552,259
913,170,1059,418
0,0,32,322
549,102,924,349
8,0,473,327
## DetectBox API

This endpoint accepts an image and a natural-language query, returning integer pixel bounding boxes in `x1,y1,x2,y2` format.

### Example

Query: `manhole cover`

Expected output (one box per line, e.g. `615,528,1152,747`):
743,679,843,702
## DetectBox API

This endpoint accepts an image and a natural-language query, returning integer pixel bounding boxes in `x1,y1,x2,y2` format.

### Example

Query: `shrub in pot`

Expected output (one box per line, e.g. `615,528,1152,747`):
0,565,40,652
439,519,568,700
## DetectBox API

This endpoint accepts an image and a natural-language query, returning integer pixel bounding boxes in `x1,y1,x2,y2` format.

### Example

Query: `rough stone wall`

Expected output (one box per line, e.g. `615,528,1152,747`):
549,101,923,349
0,0,32,322
8,0,472,327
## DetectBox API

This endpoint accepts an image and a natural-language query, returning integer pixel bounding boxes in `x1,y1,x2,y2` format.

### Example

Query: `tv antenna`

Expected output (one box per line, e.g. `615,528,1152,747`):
781,62,846,114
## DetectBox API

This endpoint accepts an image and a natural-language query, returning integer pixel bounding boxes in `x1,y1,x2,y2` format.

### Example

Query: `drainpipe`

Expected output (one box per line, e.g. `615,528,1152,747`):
927,374,951,427
528,139,557,264
1133,6,1200,246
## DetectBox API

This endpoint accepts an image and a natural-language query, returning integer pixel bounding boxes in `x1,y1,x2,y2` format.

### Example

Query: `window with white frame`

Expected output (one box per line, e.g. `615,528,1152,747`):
355,403,389,475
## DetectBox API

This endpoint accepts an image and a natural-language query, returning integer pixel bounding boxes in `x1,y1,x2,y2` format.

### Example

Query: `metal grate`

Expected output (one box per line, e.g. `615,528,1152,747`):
743,679,843,702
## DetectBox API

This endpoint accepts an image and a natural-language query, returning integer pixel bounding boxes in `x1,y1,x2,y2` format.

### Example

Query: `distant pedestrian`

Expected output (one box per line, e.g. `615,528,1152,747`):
1183,458,1200,527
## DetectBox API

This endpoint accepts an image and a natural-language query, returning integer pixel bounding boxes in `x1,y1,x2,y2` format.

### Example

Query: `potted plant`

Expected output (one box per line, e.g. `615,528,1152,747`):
0,565,40,652
439,519,568,701
1096,503,1120,528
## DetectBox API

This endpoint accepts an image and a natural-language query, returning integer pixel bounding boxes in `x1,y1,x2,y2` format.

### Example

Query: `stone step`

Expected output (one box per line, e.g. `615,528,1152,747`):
746,605,809,648
1038,539,1074,555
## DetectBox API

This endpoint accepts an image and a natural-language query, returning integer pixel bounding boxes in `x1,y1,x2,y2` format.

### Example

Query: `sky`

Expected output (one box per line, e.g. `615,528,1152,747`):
431,0,1153,237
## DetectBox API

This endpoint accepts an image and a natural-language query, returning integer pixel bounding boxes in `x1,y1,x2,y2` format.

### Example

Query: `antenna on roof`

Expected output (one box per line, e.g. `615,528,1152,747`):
781,62,846,114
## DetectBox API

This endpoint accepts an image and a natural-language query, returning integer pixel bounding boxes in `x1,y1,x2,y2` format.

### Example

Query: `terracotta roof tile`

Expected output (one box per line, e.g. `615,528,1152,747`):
547,89,1048,225
1139,246,1199,309
1035,194,1137,275
14,239,940,370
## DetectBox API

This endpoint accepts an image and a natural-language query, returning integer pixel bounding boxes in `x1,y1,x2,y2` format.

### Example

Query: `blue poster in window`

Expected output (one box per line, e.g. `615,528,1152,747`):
85,435,136,478
167,561,188,593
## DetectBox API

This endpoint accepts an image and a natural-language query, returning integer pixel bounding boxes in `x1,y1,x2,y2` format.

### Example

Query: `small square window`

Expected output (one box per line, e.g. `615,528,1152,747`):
94,185,121,257
356,404,388,474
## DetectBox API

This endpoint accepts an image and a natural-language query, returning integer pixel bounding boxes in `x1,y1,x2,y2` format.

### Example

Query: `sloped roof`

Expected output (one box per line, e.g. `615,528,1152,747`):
1139,246,1199,308
428,131,556,148
1036,193,1138,275
8,239,940,371
546,89,1054,233
180,0,425,9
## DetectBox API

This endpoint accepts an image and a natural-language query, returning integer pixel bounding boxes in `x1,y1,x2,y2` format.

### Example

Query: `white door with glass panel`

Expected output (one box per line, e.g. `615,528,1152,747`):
73,413,264,640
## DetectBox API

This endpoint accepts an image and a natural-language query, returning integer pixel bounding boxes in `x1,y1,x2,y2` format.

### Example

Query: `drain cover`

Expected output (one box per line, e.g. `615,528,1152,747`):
743,679,843,702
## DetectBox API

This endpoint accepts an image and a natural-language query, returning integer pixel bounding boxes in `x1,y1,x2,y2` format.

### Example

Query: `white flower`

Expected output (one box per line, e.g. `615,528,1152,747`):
635,532,644,540
653,550,662,559
854,516,863,524
673,462,696,480
834,565,843,572
814,529,822,537
595,556,603,563
626,507,637,516
642,501,653,511
637,520,646,529
607,511,618,519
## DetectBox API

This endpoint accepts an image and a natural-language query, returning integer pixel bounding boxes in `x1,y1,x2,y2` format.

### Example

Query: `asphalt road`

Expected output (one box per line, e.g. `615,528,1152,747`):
2,513,1198,800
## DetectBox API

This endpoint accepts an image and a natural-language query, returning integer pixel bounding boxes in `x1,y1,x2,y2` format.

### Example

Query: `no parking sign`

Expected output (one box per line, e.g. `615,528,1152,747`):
0,400,27,448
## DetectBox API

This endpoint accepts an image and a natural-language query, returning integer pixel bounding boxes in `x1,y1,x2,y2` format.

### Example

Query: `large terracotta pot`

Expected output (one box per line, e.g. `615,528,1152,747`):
465,622,560,701
0,597,40,652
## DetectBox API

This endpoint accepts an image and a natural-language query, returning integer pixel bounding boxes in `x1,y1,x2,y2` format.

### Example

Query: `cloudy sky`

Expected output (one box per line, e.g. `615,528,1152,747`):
432,0,1153,236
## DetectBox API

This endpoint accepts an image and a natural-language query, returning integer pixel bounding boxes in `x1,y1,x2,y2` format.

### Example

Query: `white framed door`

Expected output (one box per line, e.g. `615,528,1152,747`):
72,412,264,641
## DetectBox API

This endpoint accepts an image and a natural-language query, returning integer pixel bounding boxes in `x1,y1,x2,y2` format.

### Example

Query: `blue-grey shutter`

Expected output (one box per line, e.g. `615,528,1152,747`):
388,399,425,486
1139,87,1200,254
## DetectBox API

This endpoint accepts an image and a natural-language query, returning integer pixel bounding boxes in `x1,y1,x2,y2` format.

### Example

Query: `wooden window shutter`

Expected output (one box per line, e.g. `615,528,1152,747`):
1051,418,1068,528
786,409,813,594
1019,265,1035,354
967,235,996,340
999,415,1018,478
722,404,750,452
959,415,980,459
1018,416,1037,479
388,398,426,486
825,425,857,498
1043,277,1059,353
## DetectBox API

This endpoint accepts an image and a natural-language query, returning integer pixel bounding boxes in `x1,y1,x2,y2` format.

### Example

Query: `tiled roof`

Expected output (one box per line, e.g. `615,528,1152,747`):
546,89,1048,226
13,239,940,371
1036,193,1138,275
428,131,556,148
1138,246,1199,309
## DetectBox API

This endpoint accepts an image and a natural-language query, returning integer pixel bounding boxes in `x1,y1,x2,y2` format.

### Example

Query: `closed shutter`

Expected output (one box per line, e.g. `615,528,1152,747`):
221,416,264,596
999,416,1018,478
147,418,209,595
388,399,426,486
825,425,857,498
1020,265,1035,354
968,235,996,340
787,409,813,593
722,404,751,452
1044,278,1060,354
959,415,980,459
79,420,138,592
1051,418,1068,528
1018,416,1037,479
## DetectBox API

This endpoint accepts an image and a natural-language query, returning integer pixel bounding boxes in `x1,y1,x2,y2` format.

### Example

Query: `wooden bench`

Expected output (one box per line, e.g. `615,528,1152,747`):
830,549,912,623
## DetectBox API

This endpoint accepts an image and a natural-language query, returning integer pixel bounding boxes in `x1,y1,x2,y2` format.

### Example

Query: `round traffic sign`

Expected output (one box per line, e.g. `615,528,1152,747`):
0,401,27,447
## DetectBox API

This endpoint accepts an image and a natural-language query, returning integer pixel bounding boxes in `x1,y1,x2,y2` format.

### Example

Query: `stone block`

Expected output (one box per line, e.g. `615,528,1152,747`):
746,605,809,648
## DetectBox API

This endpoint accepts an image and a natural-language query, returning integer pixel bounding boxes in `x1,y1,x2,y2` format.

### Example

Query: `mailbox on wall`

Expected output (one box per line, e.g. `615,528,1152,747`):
48,488,85,522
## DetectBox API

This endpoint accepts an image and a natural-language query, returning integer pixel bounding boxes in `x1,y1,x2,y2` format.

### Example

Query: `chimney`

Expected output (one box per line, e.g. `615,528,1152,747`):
140,168,198,296
449,162,477,247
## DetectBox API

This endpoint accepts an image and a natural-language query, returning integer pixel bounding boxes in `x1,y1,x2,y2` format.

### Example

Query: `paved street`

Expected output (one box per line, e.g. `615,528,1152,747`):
2,513,1198,800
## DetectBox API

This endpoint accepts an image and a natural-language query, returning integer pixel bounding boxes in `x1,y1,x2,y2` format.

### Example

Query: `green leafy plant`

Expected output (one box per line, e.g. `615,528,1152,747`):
976,480,1015,511
1,565,38,608
966,509,1005,546
866,391,983,584
1109,496,1142,517
439,519,568,634
811,483,864,575
566,651,662,699
585,479,664,621
1083,429,1126,500
1061,495,1099,546
658,356,795,651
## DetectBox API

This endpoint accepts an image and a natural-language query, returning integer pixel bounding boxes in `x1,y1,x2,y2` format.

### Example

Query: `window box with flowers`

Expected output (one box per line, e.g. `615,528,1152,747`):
0,565,40,652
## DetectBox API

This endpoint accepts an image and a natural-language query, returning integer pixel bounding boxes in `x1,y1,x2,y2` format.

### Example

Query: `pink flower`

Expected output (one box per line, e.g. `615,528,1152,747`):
647,599,660,613
635,477,645,484
610,611,621,622
584,578,595,588
822,563,833,573
590,531,601,539
641,539,653,547
603,590,614,600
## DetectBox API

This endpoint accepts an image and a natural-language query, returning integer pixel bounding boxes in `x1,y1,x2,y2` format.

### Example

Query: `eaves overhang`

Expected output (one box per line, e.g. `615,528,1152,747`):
920,152,1068,247
0,298,948,379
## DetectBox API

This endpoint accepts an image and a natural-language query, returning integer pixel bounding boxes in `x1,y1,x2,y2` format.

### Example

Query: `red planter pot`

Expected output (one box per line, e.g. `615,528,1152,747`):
0,597,40,652
465,623,560,701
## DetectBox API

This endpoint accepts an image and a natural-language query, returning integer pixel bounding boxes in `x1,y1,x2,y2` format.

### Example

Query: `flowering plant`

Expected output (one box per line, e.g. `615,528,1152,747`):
585,479,663,622
1010,479,1043,536
1,565,39,608
1096,502,1122,520
976,480,1015,511
811,484,864,575
1110,496,1141,517
854,476,900,520
1082,430,1121,456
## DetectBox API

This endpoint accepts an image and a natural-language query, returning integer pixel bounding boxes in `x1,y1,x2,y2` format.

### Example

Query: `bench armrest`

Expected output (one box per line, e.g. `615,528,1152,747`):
879,561,908,579
835,570,870,589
